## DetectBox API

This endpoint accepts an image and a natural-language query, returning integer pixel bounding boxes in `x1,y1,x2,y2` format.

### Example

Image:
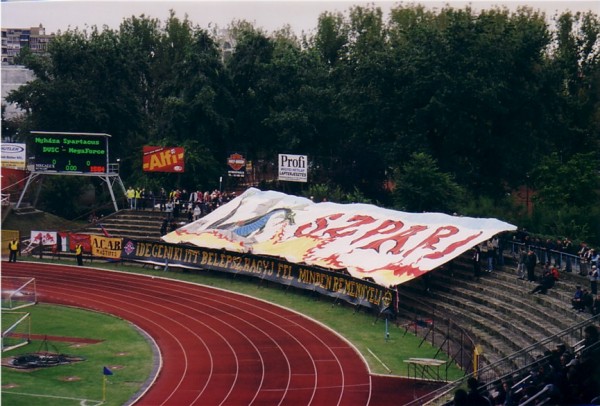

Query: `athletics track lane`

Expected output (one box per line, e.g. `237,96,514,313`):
3,262,441,405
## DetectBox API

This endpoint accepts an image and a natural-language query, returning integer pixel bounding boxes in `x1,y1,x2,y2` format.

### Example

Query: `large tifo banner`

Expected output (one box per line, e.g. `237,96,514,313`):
163,188,516,287
121,238,393,311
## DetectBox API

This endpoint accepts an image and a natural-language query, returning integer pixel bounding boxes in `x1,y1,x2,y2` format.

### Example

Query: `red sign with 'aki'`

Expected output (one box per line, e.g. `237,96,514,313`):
143,146,185,173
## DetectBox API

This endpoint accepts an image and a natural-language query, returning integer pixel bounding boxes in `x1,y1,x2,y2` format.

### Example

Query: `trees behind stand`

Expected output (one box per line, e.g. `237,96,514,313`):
5,5,600,243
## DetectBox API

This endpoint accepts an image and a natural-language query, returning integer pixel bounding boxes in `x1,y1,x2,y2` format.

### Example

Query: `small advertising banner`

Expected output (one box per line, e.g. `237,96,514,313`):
30,231,58,246
120,238,393,312
142,146,185,173
1,143,26,169
227,152,246,177
278,154,308,182
68,233,91,252
90,235,123,259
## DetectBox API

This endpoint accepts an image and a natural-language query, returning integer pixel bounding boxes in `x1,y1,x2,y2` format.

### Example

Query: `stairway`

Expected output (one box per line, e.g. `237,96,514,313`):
83,209,186,241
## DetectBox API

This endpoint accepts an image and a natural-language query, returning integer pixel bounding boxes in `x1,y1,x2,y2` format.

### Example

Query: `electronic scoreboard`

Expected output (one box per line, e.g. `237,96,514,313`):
31,131,110,173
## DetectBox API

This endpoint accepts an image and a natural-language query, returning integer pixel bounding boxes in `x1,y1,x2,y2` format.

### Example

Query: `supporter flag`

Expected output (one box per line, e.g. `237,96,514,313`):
100,224,112,238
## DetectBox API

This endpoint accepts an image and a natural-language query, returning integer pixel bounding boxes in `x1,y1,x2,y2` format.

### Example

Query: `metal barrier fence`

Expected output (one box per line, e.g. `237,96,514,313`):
404,313,600,406
505,240,585,275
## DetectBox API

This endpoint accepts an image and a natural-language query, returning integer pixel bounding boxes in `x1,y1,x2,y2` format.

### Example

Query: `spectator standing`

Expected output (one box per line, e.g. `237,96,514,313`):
589,265,599,295
554,238,563,268
486,239,496,272
134,188,142,210
159,187,167,211
526,249,538,282
562,238,573,272
160,219,168,236
165,201,173,220
580,243,591,276
193,204,202,221
140,188,146,210
147,190,155,210
517,247,527,279
592,295,600,316
473,246,481,279
8,238,19,263
126,186,135,209
75,243,84,266
496,235,505,267
591,249,599,269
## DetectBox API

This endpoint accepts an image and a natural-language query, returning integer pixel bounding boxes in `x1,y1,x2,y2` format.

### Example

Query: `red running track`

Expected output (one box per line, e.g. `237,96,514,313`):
3,262,440,405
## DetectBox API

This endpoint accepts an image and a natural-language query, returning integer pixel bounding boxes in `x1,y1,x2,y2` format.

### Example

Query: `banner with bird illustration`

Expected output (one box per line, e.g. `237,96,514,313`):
163,188,515,287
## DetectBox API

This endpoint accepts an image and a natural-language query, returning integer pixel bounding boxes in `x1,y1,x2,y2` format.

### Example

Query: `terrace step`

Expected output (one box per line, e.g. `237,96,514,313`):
395,253,593,378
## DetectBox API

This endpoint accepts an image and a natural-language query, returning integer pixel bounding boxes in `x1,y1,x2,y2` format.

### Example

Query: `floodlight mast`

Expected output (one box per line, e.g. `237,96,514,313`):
16,131,127,212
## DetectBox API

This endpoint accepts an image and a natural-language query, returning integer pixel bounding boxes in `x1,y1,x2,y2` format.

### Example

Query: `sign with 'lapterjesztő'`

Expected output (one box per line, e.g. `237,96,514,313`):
278,154,307,182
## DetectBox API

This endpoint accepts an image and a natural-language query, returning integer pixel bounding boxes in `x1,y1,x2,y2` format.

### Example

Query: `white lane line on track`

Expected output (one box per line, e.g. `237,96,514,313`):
7,263,371,406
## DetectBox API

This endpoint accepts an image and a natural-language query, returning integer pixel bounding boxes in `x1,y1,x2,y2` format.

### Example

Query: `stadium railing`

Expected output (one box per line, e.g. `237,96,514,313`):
403,313,600,406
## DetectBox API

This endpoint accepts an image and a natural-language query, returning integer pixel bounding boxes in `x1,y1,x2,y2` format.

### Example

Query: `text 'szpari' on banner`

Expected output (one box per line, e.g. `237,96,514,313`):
162,188,516,287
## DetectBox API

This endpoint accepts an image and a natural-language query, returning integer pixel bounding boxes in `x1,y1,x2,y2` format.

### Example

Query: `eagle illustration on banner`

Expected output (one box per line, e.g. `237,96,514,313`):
162,188,516,287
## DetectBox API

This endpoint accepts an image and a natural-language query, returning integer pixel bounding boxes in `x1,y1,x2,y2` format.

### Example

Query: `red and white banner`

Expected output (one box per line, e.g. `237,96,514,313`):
68,233,91,252
30,231,58,246
142,146,185,173
163,188,516,287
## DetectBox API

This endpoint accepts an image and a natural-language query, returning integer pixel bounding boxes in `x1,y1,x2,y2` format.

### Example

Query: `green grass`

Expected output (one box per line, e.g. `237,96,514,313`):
2,304,153,406
3,258,465,404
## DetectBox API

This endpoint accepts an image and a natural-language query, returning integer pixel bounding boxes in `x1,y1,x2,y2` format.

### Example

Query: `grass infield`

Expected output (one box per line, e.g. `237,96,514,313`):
1,303,153,406
2,258,465,404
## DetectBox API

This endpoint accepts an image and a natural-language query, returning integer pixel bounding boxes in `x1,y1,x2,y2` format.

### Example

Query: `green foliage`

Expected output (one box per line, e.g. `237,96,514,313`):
531,152,600,209
4,5,600,243
303,183,374,204
392,152,465,213
36,177,95,220
304,183,343,203
527,152,600,241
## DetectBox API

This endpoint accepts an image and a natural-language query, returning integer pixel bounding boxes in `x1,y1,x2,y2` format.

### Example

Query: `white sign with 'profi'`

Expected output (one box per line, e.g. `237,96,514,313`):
278,154,308,183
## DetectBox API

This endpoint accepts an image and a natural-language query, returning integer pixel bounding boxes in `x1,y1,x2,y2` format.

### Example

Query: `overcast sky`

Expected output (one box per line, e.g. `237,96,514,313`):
2,1,599,36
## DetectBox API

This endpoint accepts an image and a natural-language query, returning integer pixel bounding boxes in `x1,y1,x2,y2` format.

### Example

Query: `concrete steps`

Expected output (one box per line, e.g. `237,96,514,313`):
83,209,184,241
396,254,593,375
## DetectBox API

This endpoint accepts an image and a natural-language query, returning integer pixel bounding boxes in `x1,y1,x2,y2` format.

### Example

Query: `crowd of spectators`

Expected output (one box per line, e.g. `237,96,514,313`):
510,228,599,276
492,229,600,315
453,325,600,405
124,186,238,236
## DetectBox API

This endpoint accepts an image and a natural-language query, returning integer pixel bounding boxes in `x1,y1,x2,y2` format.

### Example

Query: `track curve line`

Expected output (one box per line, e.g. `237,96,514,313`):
4,262,379,405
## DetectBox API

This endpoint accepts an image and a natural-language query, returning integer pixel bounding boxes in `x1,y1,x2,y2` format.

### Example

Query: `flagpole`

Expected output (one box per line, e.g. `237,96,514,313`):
102,365,113,401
